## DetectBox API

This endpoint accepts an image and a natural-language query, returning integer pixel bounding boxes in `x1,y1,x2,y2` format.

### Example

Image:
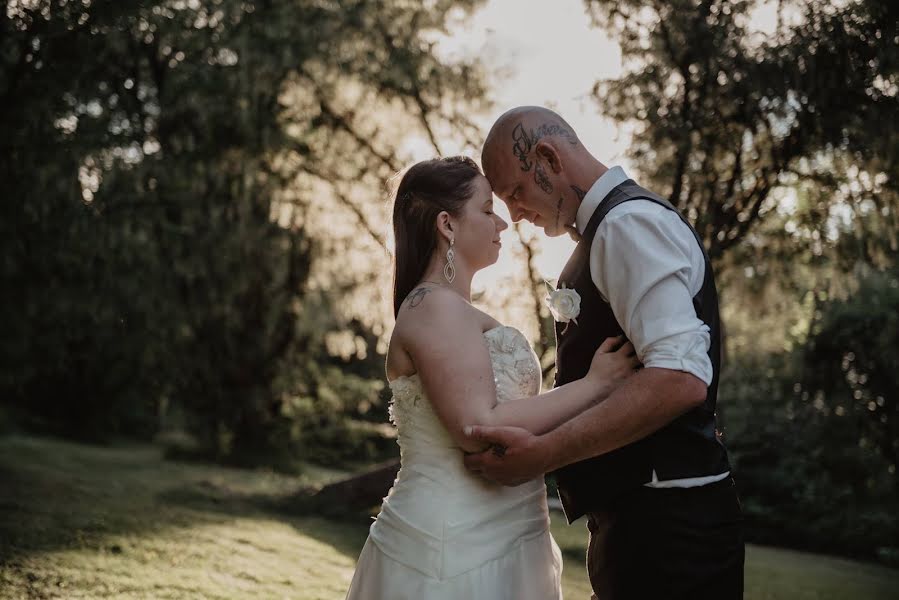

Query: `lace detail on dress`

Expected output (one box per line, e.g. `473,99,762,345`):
483,326,541,403
387,373,426,430
386,326,542,436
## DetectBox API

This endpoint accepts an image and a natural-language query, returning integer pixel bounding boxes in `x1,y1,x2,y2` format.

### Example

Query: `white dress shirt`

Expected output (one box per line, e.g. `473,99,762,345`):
575,166,729,488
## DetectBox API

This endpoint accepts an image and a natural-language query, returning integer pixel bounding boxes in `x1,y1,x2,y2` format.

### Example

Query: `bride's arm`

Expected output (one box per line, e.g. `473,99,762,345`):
484,337,635,435
401,289,637,453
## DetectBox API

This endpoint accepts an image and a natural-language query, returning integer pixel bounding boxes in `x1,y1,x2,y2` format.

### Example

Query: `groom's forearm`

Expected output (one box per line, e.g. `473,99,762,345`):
539,367,706,472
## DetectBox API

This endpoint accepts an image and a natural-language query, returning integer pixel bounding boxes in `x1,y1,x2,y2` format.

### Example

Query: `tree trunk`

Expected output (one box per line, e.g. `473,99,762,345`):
299,459,400,516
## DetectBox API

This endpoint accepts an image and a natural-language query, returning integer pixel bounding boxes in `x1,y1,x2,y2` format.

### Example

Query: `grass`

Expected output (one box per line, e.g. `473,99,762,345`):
1,434,897,599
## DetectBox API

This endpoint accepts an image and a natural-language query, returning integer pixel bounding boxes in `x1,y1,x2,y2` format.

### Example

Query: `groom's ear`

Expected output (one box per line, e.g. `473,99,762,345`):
535,140,563,174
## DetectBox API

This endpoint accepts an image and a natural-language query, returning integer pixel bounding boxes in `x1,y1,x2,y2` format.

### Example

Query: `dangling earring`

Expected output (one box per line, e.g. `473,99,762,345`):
443,238,456,283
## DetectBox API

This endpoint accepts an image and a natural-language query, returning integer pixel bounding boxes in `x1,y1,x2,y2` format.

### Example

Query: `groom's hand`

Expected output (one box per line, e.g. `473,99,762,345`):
462,425,549,486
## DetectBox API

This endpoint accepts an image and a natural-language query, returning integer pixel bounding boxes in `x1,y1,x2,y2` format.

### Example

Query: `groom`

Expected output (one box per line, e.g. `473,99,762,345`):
464,106,744,599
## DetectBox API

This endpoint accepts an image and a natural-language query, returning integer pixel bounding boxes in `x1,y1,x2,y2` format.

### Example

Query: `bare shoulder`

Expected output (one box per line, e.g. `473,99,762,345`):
394,285,473,341
398,284,459,315
386,286,463,379
393,285,503,352
386,285,507,451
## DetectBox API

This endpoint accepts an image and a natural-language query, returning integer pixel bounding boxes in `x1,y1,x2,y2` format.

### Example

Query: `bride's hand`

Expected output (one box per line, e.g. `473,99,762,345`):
586,335,641,396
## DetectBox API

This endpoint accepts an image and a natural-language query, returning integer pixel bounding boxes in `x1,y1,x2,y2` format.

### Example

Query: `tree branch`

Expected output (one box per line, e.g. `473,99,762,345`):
300,164,387,250
514,223,555,379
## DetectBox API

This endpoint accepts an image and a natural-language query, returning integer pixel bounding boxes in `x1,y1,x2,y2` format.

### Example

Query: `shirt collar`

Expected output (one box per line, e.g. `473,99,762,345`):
575,166,629,234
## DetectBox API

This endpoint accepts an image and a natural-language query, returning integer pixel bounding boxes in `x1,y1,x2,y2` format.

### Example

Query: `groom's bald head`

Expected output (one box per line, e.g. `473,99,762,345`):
480,106,593,237
481,106,580,183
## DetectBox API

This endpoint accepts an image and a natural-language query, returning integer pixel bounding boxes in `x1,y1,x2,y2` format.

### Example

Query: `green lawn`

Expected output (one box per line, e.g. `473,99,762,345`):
1,435,897,599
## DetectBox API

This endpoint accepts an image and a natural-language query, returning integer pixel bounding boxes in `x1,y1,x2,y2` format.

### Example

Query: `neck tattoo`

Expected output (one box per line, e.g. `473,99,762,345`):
570,185,587,202
554,195,563,231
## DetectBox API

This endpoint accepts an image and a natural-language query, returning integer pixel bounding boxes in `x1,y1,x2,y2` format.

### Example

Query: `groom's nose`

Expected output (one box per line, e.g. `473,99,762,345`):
514,209,538,224
507,205,528,222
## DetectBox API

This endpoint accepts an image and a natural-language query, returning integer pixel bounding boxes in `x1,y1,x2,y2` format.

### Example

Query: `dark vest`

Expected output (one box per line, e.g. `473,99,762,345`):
552,179,730,522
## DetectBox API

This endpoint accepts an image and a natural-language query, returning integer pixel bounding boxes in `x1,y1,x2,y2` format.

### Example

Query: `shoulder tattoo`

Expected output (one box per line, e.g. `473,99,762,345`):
405,287,432,309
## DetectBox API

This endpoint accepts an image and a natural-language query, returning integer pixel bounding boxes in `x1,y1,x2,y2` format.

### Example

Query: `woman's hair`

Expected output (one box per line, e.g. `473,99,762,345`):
391,156,482,317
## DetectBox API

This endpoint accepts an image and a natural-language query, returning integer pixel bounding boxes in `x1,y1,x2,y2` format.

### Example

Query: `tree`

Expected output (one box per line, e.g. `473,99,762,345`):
584,0,898,261
721,268,899,562
0,0,490,465
803,266,899,491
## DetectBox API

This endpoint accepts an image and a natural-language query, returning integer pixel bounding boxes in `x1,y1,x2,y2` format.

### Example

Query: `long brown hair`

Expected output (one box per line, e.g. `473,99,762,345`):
391,156,482,317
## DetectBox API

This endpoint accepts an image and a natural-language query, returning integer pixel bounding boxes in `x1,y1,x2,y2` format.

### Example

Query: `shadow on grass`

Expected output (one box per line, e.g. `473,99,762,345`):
0,441,182,564
155,476,373,558
0,434,370,569
6,434,899,600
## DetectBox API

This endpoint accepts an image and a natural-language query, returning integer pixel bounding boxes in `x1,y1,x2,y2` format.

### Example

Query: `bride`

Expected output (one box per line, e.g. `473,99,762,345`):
345,156,639,599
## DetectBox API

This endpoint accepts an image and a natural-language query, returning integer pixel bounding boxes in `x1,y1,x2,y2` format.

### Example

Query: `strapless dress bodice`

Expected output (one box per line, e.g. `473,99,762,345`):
370,325,552,580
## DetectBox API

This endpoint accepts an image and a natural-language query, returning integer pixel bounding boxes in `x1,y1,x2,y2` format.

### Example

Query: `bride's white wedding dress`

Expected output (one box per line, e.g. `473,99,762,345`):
345,325,563,599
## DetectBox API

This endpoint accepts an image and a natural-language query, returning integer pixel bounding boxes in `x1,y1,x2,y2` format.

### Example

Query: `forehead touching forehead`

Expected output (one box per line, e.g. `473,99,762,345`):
483,105,575,196
482,155,517,198
482,144,524,201
482,116,519,186
471,173,494,202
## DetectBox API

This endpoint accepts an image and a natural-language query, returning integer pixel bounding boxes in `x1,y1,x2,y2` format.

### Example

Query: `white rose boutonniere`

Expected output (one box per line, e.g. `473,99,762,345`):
544,282,581,332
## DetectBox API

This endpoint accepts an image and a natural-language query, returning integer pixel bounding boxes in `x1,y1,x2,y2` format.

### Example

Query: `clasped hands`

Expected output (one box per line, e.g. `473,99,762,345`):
462,425,550,487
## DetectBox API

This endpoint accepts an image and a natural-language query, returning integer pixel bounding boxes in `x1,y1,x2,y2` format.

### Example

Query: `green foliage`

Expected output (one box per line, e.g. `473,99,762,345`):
0,0,487,466
722,270,899,565
803,266,899,496
585,0,898,260
283,361,397,467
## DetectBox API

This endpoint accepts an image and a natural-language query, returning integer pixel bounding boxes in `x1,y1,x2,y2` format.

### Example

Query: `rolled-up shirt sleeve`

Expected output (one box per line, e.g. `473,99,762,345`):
588,203,713,386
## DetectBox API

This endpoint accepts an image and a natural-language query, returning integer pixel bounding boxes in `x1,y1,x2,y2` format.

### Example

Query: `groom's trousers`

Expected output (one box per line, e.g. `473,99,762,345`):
585,476,744,600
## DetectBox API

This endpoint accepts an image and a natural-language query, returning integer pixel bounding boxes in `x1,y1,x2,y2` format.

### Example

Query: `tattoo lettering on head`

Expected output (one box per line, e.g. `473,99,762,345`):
570,185,587,202
510,122,579,173
511,124,533,172
532,124,578,147
534,162,553,194
405,287,432,309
